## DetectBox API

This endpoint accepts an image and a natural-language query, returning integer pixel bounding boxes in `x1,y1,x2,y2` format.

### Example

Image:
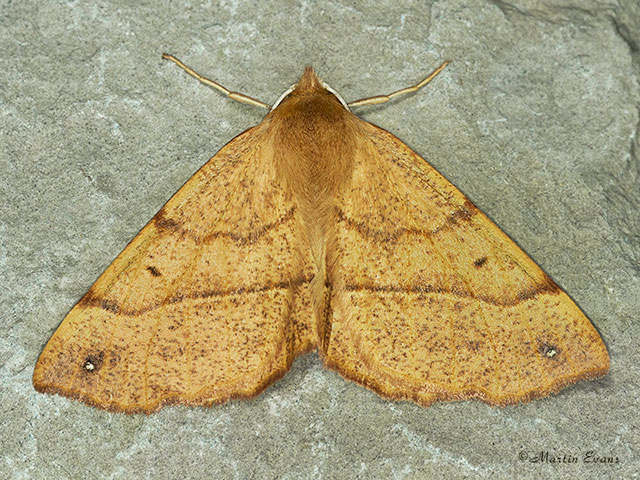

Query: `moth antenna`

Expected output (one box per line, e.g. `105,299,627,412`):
162,53,271,110
348,60,449,108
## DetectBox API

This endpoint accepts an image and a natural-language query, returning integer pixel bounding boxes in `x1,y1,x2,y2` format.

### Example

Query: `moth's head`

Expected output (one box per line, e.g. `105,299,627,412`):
295,66,324,93
270,66,350,112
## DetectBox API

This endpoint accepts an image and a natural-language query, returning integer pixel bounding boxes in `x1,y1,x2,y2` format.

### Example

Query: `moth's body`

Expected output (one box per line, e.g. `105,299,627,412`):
265,68,360,348
33,62,609,413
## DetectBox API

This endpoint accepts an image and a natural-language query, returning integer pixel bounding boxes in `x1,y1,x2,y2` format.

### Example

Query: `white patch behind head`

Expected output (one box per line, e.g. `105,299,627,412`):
270,85,296,111
270,82,351,112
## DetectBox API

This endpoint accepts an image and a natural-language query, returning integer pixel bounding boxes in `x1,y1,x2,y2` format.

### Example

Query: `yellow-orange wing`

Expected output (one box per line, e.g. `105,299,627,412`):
33,125,317,413
322,121,609,406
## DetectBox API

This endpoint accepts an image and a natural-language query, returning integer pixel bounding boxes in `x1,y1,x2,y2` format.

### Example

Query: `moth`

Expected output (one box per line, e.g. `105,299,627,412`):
33,55,609,413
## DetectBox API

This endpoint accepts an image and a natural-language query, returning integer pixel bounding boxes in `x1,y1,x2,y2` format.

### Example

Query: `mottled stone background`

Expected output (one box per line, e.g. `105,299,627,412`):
1,1,638,478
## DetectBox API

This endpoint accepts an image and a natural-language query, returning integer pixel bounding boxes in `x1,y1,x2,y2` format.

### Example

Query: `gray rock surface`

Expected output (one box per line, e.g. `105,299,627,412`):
1,0,638,478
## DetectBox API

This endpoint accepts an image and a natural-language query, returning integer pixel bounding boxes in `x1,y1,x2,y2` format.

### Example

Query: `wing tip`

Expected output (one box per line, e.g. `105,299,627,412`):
322,351,610,408
31,348,318,414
